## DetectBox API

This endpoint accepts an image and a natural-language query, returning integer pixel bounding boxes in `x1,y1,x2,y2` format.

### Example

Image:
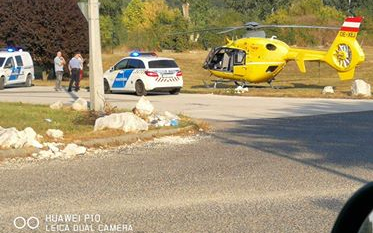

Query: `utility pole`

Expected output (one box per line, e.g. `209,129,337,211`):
79,0,105,112
88,0,105,111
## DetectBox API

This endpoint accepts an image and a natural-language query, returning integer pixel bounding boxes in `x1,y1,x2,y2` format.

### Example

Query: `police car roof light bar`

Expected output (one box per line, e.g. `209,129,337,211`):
0,47,24,52
130,52,158,57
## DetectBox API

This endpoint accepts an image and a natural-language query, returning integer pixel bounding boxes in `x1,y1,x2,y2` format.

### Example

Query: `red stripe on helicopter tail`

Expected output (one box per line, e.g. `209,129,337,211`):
340,27,360,32
344,17,363,23
340,17,363,32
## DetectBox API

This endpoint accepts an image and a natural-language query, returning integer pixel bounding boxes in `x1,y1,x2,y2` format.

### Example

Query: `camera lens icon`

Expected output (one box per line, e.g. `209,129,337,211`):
13,216,40,230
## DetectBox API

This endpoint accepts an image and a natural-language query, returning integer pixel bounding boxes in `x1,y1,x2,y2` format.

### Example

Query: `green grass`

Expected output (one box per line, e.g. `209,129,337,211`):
0,102,197,142
0,102,95,140
36,46,373,99
101,46,373,98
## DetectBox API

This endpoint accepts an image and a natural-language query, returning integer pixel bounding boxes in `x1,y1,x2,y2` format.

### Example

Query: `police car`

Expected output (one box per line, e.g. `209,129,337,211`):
0,48,34,90
103,52,183,96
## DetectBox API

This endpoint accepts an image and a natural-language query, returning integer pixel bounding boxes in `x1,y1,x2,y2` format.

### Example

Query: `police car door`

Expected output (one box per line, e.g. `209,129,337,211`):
122,59,145,91
110,59,129,91
14,55,25,82
3,57,18,84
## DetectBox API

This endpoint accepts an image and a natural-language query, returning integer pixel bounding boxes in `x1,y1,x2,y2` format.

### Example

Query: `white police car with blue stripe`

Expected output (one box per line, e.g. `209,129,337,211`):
0,48,34,90
103,52,183,96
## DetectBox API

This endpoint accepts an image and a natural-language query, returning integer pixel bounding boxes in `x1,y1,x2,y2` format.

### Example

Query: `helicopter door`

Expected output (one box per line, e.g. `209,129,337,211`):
204,47,241,73
233,50,247,77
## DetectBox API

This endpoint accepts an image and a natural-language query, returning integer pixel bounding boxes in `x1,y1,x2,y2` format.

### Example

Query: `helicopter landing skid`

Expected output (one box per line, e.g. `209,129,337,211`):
268,79,280,89
203,79,230,89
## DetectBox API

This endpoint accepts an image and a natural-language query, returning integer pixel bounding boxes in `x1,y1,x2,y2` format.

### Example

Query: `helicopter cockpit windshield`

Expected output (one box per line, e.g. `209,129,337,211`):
203,47,246,73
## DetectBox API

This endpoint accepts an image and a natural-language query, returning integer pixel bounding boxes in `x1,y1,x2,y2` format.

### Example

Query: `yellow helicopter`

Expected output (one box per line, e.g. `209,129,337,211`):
198,17,365,87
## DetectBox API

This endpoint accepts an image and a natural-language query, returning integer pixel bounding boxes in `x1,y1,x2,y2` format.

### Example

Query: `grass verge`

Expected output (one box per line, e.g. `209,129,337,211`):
35,46,373,99
0,102,199,143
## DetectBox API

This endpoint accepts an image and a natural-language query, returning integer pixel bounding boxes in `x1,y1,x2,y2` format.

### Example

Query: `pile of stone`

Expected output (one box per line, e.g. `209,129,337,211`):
0,127,43,149
322,80,372,97
33,142,87,160
1,97,180,159
0,126,87,160
49,98,89,111
94,96,180,133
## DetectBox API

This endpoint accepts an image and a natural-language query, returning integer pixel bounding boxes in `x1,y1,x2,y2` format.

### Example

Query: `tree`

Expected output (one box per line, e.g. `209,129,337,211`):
0,0,88,72
122,0,146,31
100,15,115,49
266,0,343,46
224,0,291,20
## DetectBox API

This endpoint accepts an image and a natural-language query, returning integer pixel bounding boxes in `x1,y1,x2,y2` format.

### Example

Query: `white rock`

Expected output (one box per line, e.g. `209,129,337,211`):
0,127,42,149
50,101,63,110
46,129,64,139
121,113,149,133
46,143,60,153
62,143,87,156
51,151,64,159
37,150,54,160
94,112,148,133
164,111,180,120
27,140,44,149
22,127,43,148
134,96,154,117
155,120,168,128
72,98,89,111
94,113,126,131
0,127,24,149
322,86,334,94
352,79,371,97
235,86,249,93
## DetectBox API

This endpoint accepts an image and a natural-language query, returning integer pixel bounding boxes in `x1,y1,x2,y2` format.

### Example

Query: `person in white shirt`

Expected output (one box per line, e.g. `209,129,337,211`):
77,54,84,89
54,51,66,91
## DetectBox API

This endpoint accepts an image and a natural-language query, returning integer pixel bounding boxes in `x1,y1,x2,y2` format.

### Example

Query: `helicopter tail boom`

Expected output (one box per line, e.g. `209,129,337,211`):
287,17,365,81
324,16,365,80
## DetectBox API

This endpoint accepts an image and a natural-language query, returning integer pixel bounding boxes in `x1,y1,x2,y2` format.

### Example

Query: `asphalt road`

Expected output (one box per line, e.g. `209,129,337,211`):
1,86,373,120
0,86,373,232
1,111,373,232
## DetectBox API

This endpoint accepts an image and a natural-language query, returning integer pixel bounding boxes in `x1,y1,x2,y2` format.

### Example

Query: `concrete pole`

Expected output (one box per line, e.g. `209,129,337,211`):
88,0,105,112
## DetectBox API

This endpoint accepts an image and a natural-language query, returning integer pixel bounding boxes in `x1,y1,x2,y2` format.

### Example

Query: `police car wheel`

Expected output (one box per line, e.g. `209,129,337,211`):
0,76,4,90
135,80,147,96
170,88,180,95
104,79,111,94
25,75,32,87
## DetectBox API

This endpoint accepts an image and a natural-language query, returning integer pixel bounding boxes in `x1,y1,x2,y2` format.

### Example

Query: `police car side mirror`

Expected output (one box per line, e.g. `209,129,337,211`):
110,67,114,72
4,64,12,69
331,182,373,233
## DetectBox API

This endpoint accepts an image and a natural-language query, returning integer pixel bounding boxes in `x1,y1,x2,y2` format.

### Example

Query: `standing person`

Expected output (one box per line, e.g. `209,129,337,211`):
68,54,81,92
54,51,65,91
77,54,84,89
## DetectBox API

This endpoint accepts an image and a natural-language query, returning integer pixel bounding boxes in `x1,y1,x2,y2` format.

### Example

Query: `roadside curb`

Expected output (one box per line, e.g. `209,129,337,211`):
79,125,197,148
0,125,197,161
0,148,40,161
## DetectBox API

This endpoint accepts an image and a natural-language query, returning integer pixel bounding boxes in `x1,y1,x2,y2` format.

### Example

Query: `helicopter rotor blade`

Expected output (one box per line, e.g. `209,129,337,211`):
167,23,340,36
166,27,237,36
257,24,340,30
217,26,247,34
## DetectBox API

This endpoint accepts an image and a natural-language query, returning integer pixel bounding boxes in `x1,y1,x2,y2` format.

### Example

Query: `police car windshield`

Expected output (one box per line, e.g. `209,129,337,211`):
148,60,178,69
0,57,5,67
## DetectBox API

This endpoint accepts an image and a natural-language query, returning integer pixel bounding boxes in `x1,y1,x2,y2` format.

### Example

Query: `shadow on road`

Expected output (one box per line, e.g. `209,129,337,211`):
213,109,373,184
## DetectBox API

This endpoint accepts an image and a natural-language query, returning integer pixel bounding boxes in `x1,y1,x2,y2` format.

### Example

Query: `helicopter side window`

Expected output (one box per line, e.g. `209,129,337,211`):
205,48,240,73
234,50,246,65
